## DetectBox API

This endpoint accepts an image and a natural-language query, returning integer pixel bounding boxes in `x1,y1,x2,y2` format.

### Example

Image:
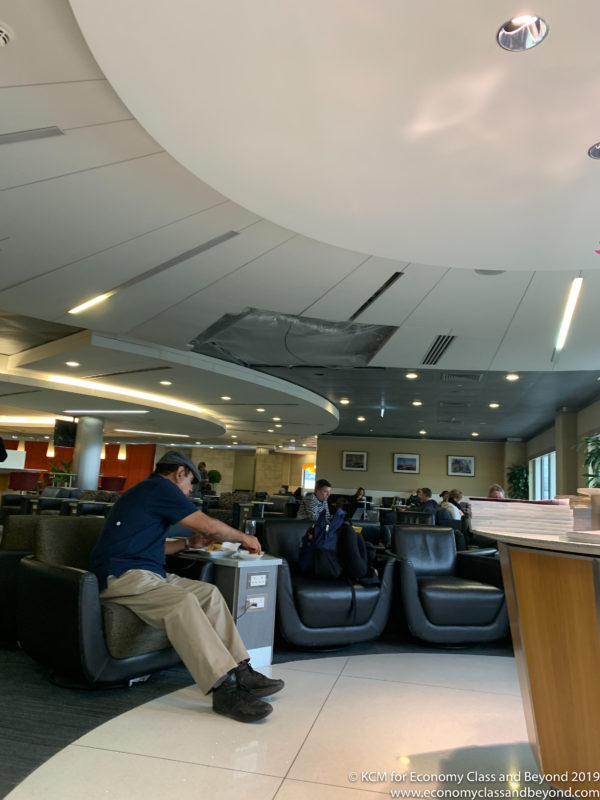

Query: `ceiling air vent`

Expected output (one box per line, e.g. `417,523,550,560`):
421,335,455,366
441,372,483,384
0,23,14,46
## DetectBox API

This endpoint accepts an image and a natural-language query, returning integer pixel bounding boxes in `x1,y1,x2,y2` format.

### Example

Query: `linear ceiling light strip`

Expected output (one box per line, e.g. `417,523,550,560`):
349,272,403,321
68,231,239,314
555,276,583,354
0,126,64,145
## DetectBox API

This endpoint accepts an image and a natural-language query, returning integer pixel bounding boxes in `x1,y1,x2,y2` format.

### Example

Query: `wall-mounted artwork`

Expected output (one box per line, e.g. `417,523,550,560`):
393,453,420,474
342,451,367,471
447,455,475,477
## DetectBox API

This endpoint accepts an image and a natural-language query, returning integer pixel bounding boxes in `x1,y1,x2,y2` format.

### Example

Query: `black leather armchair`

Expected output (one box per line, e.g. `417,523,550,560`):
17,516,212,687
396,510,435,525
391,526,508,644
0,514,38,643
263,518,395,648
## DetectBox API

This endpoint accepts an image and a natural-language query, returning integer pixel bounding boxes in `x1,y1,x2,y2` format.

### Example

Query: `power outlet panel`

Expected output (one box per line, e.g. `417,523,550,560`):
247,572,268,589
247,595,266,610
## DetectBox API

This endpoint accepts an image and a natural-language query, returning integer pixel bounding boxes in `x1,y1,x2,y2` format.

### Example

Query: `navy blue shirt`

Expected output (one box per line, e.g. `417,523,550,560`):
90,473,197,590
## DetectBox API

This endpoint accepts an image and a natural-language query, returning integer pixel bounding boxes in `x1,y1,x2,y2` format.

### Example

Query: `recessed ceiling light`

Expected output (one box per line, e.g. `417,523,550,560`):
497,16,549,51
231,435,236,438
340,398,350,405
505,373,520,382
65,361,80,367
221,396,231,401
272,417,281,421
405,372,418,380
489,402,500,409
290,439,296,443
275,424,282,428
412,400,423,407
419,429,427,435
588,143,600,160
357,416,366,422
160,380,172,386
472,432,480,437
267,428,274,432
256,408,265,412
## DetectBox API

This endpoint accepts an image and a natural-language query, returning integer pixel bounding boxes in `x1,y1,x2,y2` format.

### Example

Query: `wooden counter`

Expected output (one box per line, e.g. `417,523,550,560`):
478,528,600,792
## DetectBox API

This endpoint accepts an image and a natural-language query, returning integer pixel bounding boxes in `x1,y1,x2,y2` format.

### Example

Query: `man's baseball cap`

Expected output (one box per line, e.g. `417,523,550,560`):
156,450,201,484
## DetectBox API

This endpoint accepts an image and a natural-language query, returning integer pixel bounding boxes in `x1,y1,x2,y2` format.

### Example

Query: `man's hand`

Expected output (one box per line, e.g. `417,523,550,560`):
239,533,261,554
188,532,212,549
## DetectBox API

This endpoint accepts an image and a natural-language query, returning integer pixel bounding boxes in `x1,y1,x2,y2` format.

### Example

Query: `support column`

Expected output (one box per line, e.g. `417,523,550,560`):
555,409,578,495
72,416,104,490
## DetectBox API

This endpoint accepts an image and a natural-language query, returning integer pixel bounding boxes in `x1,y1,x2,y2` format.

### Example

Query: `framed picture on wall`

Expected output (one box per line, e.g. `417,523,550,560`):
342,451,367,471
393,453,420,474
447,455,475,477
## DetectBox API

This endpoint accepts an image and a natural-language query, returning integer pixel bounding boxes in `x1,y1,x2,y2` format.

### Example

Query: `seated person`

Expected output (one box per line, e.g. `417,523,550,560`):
409,487,439,515
406,489,420,507
439,488,464,519
488,483,505,499
439,490,450,503
297,479,331,522
90,450,284,724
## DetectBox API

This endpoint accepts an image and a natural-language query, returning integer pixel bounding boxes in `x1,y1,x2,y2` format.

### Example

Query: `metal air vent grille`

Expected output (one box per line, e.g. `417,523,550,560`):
421,335,455,365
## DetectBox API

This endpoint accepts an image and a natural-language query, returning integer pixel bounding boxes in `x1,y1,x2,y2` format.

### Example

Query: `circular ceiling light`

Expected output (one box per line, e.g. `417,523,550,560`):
472,432,480,437
159,380,172,385
65,361,80,367
419,429,427,435
405,372,418,380
256,408,265,412
357,416,366,422
489,402,500,408
497,16,549,51
221,395,231,401
412,400,423,407
588,143,600,160
505,373,520,381
340,398,350,405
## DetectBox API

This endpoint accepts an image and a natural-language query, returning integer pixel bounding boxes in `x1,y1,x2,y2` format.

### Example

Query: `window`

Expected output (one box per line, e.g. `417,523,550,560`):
529,451,556,500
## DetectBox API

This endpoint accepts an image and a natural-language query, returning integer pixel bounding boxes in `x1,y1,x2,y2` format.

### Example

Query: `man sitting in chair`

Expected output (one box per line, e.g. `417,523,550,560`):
90,450,284,723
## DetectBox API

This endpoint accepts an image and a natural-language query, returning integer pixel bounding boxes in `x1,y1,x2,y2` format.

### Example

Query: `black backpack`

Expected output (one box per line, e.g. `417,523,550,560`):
299,509,345,579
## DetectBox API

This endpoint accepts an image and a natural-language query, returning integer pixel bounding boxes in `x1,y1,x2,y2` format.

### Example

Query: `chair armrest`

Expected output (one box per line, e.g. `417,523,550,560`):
17,556,112,683
456,551,503,588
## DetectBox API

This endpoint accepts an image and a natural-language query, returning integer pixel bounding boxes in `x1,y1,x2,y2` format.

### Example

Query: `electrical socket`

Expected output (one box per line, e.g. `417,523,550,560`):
246,595,266,610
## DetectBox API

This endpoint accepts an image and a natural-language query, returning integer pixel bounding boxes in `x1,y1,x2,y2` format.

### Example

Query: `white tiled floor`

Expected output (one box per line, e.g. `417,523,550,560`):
7,652,542,800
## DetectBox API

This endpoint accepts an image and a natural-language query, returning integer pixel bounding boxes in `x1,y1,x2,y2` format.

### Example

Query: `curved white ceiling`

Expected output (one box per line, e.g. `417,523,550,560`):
70,0,600,272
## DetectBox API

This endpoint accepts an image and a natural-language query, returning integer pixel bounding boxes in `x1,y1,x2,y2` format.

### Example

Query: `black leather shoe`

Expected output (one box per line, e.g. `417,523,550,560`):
235,661,285,698
212,675,273,722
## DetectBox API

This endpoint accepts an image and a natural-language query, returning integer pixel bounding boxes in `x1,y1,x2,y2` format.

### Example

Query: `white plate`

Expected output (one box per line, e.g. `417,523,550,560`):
236,551,263,560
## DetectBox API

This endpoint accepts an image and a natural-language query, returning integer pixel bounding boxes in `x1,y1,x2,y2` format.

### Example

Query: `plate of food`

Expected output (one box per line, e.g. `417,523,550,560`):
190,542,240,557
236,550,263,560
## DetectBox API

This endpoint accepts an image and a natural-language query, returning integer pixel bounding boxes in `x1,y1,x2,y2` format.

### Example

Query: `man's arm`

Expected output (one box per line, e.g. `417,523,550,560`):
174,509,261,553
302,494,322,522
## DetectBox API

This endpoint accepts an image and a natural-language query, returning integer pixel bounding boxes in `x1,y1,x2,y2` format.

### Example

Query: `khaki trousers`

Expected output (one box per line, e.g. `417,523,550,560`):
101,570,249,694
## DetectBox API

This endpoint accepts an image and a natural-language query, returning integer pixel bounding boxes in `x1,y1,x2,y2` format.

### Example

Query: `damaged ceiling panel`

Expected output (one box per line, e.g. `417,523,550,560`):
189,308,397,368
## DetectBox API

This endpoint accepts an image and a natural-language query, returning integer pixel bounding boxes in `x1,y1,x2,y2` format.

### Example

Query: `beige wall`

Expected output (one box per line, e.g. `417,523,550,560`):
254,453,307,495
526,427,555,460
233,453,255,491
315,436,505,498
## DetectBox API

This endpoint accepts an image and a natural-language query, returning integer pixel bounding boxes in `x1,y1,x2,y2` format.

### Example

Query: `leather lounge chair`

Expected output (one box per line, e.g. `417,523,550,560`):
390,525,508,644
262,518,395,648
17,516,213,687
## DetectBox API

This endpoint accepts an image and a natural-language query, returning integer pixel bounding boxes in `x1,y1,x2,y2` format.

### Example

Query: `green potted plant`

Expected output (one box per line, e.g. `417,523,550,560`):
580,436,600,488
48,459,73,487
506,463,529,499
207,469,222,487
